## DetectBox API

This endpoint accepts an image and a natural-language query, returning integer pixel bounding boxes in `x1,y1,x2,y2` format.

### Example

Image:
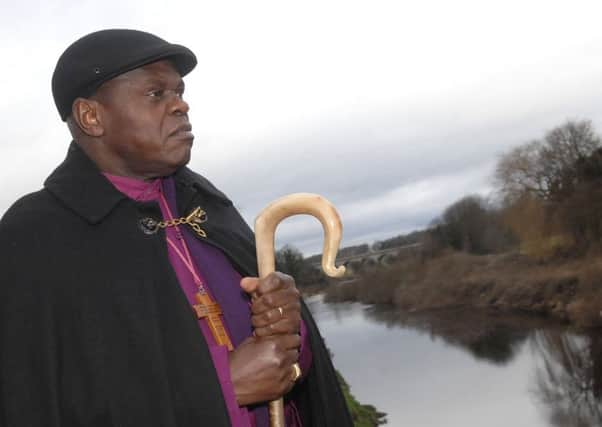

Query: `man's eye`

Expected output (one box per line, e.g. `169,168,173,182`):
148,90,164,98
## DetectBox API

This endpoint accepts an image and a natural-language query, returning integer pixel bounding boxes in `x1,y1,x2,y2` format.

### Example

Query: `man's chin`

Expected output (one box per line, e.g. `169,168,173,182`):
147,154,191,179
172,148,193,172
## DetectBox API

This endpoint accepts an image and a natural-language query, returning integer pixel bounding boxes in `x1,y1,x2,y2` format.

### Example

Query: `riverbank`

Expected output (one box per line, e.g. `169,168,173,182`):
336,370,387,426
322,251,602,329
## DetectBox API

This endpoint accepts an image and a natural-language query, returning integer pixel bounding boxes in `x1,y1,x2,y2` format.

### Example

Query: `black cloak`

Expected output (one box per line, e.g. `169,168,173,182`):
0,143,353,427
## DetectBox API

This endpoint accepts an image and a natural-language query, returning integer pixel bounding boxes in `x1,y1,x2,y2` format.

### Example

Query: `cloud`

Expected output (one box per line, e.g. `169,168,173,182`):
3,0,602,257
267,161,495,254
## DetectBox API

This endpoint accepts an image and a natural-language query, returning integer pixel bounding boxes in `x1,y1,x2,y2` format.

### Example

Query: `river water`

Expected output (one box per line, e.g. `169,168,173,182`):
305,294,602,427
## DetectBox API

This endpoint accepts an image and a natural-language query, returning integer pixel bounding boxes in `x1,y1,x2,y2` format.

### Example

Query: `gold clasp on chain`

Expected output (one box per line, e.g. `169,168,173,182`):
140,206,207,238
183,207,207,238
186,206,207,224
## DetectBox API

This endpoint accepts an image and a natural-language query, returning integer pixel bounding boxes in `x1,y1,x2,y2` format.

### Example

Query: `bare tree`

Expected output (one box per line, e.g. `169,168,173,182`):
495,140,550,200
495,120,601,202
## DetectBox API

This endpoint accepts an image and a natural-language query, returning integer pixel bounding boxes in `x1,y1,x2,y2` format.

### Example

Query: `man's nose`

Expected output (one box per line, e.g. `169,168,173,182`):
169,92,190,115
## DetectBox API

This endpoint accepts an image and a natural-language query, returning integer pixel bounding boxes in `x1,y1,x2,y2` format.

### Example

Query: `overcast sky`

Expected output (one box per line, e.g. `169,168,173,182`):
2,0,602,255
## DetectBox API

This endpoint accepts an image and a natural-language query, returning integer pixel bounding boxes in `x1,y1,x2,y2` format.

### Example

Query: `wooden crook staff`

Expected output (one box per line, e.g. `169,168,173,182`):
254,193,346,427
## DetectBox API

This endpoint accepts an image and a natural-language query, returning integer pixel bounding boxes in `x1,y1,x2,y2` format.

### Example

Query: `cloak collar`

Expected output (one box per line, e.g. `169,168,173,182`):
44,141,231,224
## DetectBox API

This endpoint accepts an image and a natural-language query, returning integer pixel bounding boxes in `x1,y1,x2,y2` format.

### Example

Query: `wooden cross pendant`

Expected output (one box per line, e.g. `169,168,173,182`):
193,292,234,351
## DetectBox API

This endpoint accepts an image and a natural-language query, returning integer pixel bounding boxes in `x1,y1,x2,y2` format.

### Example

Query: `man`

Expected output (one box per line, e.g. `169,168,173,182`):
0,29,352,427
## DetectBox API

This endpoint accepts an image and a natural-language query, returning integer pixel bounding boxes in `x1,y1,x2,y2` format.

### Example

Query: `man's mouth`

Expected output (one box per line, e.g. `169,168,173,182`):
170,123,193,139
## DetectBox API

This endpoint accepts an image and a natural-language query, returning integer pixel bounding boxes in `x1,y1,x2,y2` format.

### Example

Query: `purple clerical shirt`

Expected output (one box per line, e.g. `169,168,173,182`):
104,174,311,427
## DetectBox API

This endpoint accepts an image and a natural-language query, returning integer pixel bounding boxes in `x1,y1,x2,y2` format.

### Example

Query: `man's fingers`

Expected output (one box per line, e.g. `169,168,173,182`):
240,277,260,293
262,333,301,350
254,272,294,296
251,288,300,315
229,334,300,405
252,302,301,327
253,316,301,337
240,272,294,298
282,334,302,350
243,271,301,339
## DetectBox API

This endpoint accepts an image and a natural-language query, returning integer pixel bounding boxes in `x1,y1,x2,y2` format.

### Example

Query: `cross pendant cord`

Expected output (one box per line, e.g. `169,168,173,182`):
159,193,234,351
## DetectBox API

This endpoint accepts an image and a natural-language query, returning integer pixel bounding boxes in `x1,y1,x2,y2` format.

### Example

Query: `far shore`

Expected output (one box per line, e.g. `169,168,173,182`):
316,251,602,329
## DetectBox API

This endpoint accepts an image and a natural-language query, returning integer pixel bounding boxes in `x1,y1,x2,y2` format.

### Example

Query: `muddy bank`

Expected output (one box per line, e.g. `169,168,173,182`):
322,251,602,329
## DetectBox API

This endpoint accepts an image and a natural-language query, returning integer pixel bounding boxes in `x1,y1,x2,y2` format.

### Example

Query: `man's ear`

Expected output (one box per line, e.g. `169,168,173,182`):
71,98,105,137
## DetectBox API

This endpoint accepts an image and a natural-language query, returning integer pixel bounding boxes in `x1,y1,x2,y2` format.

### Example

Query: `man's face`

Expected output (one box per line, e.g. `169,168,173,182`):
92,60,193,179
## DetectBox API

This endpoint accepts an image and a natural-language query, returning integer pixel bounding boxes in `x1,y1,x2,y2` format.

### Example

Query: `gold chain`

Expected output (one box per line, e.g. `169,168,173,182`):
153,206,207,238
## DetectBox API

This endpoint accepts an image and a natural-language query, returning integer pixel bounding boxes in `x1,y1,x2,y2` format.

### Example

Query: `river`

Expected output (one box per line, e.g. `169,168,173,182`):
305,294,602,427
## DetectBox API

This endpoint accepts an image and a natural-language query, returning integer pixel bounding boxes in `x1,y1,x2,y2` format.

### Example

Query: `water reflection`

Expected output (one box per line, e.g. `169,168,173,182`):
364,305,536,365
531,331,602,426
364,304,602,425
308,295,602,426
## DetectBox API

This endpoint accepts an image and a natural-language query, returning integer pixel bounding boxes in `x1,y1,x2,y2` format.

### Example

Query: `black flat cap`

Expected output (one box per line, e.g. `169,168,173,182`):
52,29,197,121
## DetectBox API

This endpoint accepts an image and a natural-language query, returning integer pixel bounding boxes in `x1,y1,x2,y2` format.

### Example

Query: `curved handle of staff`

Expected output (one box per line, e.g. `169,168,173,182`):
254,193,346,427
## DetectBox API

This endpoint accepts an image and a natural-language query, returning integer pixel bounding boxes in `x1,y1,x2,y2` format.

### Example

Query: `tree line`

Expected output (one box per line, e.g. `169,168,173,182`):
426,119,602,258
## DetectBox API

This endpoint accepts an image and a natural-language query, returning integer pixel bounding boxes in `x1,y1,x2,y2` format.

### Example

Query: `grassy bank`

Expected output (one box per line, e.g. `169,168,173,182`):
337,370,387,426
324,251,602,329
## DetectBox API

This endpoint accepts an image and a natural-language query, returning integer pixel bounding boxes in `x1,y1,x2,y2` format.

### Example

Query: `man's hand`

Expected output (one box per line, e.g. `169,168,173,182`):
240,272,301,338
229,335,300,405
228,272,302,406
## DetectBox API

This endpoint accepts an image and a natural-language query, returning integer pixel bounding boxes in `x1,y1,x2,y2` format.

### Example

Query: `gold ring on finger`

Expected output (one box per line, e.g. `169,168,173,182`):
291,362,302,382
